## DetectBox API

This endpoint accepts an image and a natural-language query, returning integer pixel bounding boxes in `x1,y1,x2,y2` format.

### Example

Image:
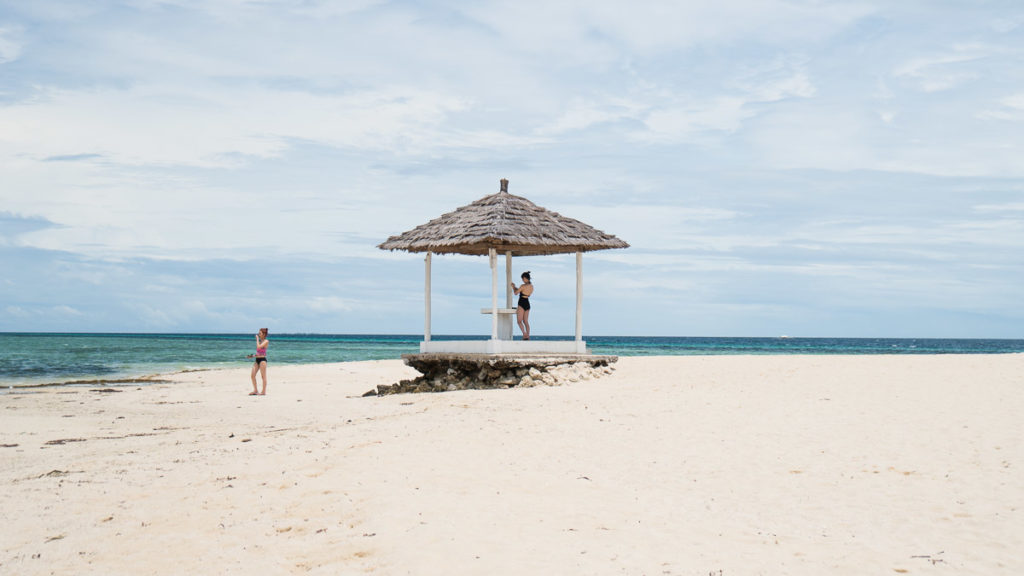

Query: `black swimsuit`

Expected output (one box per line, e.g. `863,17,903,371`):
517,295,530,310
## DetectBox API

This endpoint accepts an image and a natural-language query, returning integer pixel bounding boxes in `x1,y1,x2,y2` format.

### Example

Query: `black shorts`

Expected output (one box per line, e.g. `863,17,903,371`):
254,357,267,365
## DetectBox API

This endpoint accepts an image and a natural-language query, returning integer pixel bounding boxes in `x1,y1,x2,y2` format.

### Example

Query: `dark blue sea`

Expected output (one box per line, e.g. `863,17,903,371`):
1,333,1022,388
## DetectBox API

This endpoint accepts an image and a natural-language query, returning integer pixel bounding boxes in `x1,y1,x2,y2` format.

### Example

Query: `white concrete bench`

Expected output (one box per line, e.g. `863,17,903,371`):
480,308,518,340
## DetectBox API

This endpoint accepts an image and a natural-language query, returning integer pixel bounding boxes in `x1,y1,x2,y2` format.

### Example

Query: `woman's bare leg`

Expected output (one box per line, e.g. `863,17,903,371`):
522,309,531,340
250,362,259,394
259,362,268,395
516,307,527,339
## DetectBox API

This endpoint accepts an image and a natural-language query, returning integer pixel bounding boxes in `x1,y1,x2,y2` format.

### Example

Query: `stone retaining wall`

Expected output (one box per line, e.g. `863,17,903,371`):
368,354,618,396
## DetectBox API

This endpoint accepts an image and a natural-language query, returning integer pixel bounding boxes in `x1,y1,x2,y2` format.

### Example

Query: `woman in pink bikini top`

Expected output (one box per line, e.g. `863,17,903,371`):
250,328,269,395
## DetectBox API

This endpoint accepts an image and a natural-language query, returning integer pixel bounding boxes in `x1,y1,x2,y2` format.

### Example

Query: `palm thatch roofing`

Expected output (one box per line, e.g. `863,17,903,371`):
378,179,629,256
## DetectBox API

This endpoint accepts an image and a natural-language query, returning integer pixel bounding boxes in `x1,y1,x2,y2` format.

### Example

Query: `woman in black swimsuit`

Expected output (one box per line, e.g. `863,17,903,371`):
511,271,533,340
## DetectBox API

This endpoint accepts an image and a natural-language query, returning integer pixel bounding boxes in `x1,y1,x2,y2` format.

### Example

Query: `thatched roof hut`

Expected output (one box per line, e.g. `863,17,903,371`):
378,179,629,256
379,179,628,355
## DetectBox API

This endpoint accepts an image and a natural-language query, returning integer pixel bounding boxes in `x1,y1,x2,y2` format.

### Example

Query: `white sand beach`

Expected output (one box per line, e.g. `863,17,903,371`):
2,354,1022,575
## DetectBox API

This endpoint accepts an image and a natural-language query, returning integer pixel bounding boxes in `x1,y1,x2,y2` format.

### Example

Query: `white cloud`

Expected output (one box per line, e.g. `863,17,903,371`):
625,56,817,143
641,96,751,141
308,296,355,314
460,0,873,57
979,93,1024,121
733,55,816,101
564,204,741,251
747,85,1024,177
129,303,178,327
4,306,30,318
974,202,1024,213
542,74,813,140
52,305,84,316
0,84,498,167
990,14,1024,34
146,0,387,20
893,44,989,93
0,27,22,64
540,98,641,135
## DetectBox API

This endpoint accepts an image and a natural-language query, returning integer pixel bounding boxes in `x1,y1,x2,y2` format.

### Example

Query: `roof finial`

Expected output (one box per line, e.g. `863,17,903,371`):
500,178,509,193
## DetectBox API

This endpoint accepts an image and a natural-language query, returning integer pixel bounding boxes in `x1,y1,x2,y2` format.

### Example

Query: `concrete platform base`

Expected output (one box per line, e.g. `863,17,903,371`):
419,340,589,354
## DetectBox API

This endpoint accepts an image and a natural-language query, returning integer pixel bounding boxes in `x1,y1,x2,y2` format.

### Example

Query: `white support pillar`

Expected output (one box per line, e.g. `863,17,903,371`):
424,252,432,342
489,248,498,340
575,251,583,343
505,251,513,308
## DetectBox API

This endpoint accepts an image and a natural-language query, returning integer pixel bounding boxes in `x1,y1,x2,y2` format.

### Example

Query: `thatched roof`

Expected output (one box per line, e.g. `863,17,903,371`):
378,179,629,256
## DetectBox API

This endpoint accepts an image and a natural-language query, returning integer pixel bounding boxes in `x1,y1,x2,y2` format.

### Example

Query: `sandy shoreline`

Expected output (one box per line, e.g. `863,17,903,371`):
2,354,1022,574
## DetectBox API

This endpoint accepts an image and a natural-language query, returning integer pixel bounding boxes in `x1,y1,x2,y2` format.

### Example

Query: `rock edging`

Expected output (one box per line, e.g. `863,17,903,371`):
366,354,618,396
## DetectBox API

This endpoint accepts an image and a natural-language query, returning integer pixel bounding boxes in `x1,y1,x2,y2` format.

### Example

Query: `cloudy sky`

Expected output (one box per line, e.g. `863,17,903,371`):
1,0,1022,337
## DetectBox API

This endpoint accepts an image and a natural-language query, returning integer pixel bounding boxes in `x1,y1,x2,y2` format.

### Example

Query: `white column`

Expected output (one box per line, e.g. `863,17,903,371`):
489,248,498,340
575,251,583,343
424,252,432,342
505,251,513,308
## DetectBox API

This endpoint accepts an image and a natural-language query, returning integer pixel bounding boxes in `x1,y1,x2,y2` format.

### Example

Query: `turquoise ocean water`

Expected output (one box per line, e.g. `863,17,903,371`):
1,333,1022,388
